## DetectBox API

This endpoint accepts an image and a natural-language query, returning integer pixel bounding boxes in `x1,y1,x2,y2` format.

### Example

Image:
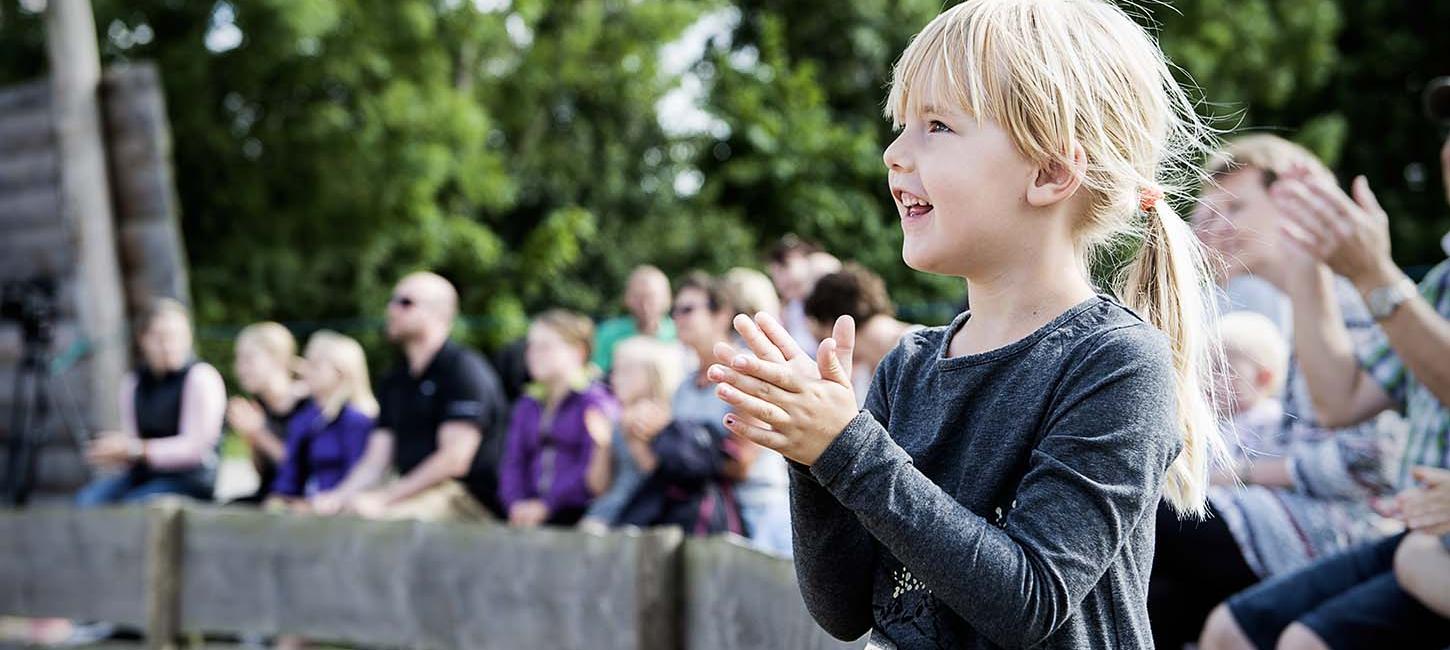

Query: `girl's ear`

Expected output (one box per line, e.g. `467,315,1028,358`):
1026,143,1086,208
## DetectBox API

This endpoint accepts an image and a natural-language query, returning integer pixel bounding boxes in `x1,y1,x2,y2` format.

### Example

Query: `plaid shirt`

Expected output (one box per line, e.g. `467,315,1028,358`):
1359,259,1450,487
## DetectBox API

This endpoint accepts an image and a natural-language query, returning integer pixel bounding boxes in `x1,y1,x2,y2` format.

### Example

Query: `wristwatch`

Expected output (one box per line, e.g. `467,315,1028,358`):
1364,278,1418,321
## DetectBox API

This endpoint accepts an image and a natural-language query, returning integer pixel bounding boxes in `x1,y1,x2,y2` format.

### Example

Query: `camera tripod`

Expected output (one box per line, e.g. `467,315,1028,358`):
2,332,89,506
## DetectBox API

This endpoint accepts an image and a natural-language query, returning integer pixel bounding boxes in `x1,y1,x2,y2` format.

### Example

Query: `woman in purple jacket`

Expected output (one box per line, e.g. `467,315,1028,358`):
500,310,619,527
268,331,377,506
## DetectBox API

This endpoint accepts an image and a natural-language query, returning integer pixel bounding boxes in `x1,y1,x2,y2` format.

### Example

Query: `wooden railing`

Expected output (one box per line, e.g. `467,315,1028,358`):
0,501,862,650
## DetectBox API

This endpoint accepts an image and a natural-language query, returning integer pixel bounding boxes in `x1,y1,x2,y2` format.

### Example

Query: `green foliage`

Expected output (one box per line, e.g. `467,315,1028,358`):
0,0,1446,362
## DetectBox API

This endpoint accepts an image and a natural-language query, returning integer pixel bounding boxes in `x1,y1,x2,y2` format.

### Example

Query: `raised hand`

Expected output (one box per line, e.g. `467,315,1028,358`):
1272,166,1399,290
706,312,860,466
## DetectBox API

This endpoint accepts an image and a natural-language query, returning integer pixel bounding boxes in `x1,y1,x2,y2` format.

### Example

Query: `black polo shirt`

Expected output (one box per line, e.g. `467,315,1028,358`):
376,339,509,517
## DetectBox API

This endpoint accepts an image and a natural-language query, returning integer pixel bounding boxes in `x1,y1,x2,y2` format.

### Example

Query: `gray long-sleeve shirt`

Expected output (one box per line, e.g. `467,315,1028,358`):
793,296,1181,649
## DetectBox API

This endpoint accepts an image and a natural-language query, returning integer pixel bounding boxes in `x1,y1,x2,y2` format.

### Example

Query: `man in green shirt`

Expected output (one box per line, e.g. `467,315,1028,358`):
592,265,676,374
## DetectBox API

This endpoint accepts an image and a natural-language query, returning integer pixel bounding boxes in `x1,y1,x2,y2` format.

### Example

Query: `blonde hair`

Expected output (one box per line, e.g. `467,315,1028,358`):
303,330,379,419
533,309,596,361
887,0,1227,516
1218,311,1288,398
1206,134,1329,186
612,336,684,404
722,267,782,318
236,322,299,375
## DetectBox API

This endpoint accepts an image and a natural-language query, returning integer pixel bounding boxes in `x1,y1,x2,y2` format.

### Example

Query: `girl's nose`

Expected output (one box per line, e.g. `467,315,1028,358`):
883,130,914,172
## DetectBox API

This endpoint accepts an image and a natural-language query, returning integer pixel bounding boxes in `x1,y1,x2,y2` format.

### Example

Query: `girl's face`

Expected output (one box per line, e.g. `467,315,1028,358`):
140,313,193,374
234,340,282,394
883,107,1040,278
301,346,343,401
610,354,652,404
525,323,586,385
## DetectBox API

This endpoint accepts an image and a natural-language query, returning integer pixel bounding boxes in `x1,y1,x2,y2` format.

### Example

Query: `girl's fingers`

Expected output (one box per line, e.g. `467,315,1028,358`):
707,363,797,401
716,352,801,392
733,314,787,363
715,382,790,426
832,315,856,376
817,338,851,387
1303,178,1363,238
754,311,809,361
1414,465,1450,486
713,341,744,367
723,413,789,451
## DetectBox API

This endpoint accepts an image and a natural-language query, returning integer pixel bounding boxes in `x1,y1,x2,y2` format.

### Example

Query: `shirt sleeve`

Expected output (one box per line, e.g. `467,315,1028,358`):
807,327,1179,648
788,346,898,641
143,363,226,471
271,412,310,497
1355,261,1450,411
497,399,534,510
584,427,643,524
437,352,505,426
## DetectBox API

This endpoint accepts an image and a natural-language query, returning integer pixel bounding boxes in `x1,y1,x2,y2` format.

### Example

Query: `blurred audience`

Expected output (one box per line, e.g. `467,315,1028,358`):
226,322,308,505
614,273,747,536
591,265,675,376
314,272,509,521
76,299,225,506
580,336,683,531
768,235,833,355
499,310,618,527
267,331,376,508
804,263,922,405
1200,136,1450,650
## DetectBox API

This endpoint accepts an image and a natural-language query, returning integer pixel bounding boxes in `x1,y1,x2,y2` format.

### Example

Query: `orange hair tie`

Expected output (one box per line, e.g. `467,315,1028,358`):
1139,186,1164,213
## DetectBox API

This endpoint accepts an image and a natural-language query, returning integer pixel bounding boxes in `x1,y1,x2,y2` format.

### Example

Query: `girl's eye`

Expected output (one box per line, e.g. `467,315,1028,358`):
928,120,953,133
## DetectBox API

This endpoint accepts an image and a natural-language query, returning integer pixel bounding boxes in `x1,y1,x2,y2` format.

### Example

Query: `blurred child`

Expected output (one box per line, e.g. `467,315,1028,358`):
579,336,684,530
269,331,377,507
499,310,619,527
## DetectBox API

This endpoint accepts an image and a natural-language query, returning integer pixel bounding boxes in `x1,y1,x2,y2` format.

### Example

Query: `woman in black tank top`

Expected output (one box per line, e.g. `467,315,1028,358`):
76,300,226,506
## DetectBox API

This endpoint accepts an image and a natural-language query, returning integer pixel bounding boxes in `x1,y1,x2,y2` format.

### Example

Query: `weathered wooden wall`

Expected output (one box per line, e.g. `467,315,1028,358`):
0,504,865,650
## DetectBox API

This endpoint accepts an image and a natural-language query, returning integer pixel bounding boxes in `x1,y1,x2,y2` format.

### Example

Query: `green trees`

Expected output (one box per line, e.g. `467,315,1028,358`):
0,0,1445,351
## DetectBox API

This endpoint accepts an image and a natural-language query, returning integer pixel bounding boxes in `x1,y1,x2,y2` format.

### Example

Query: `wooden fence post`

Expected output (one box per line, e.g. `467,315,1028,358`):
145,499,184,650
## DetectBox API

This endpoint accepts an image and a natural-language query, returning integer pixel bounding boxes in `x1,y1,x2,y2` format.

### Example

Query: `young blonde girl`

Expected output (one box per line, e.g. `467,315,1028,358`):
227,322,307,503
271,331,378,505
580,336,684,529
707,1,1225,647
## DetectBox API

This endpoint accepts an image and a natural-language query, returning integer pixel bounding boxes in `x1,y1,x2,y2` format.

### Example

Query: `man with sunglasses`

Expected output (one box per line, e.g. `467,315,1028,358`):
313,272,509,520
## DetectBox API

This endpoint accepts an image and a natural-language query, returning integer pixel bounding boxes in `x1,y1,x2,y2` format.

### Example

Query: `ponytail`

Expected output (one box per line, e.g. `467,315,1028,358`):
1119,195,1227,518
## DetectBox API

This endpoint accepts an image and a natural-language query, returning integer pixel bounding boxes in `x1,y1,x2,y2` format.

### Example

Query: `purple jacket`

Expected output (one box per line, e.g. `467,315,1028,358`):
271,402,373,497
498,382,619,515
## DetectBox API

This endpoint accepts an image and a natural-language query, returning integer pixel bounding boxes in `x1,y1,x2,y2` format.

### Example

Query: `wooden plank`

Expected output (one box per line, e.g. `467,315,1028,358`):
0,147,60,195
46,0,129,431
101,62,191,309
0,506,149,624
0,108,55,152
0,185,63,230
145,500,184,650
0,78,50,112
683,536,865,650
178,508,668,649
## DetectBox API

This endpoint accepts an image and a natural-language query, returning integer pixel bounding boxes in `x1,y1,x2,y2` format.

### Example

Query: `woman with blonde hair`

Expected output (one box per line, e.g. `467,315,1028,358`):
707,0,1228,646
270,331,377,505
226,322,308,503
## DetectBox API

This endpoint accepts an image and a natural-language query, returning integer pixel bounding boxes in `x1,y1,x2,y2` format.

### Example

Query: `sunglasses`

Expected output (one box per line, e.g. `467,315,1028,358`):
389,295,415,309
671,303,705,318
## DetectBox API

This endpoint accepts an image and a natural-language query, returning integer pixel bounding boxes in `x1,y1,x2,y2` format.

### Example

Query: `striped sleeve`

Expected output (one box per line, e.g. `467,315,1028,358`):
1357,261,1450,410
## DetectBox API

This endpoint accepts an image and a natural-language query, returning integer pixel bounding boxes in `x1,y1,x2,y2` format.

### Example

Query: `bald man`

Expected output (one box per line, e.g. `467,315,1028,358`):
591,265,677,374
314,272,509,520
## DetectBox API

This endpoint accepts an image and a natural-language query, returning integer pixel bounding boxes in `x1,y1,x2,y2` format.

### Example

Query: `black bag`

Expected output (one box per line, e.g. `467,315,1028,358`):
615,420,746,536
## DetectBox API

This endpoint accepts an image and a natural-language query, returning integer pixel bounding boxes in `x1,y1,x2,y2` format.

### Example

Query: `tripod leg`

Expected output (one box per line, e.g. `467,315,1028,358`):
3,362,35,505
14,362,52,505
